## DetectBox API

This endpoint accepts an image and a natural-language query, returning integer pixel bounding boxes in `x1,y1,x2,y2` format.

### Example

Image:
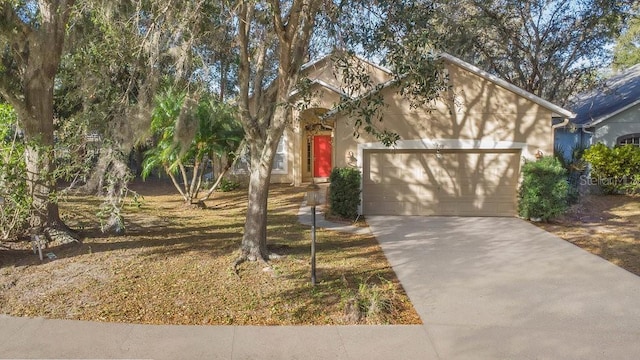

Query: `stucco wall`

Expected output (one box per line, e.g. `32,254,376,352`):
333,62,554,169
592,105,640,147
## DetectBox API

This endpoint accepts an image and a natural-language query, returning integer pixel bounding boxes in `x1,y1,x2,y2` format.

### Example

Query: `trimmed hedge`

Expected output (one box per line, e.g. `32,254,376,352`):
518,156,569,222
328,167,361,220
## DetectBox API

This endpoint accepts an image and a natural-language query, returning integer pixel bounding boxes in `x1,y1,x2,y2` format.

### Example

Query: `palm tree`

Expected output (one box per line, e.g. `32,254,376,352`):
142,88,244,205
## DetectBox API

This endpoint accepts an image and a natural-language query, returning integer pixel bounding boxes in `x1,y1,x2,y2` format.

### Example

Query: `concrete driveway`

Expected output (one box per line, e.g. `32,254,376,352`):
367,216,640,359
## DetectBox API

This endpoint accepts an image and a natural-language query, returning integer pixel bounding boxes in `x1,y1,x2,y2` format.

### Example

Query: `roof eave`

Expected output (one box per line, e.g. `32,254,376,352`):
585,99,640,127
322,76,400,120
300,51,394,76
352,54,393,75
289,79,349,99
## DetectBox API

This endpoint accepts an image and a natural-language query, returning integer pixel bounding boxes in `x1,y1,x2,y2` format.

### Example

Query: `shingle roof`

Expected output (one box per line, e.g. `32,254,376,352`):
571,64,640,126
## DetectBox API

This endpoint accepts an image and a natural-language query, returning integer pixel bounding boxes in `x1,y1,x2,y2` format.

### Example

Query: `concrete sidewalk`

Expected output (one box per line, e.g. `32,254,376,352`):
368,216,640,359
0,316,435,359
296,192,370,235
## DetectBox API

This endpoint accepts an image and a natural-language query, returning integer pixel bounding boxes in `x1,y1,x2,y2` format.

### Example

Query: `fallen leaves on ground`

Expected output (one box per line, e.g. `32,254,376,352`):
0,182,420,325
537,194,640,276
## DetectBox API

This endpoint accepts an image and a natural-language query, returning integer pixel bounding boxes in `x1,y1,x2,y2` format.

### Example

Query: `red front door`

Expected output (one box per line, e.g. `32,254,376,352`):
313,135,332,177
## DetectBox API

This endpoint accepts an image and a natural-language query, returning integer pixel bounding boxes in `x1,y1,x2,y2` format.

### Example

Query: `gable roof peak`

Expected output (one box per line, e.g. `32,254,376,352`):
301,50,392,75
439,53,575,119
298,51,574,119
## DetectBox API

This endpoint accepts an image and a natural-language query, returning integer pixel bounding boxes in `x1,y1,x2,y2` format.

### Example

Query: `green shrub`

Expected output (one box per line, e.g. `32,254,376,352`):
218,178,240,192
0,104,30,240
328,167,361,220
582,143,640,194
518,156,569,222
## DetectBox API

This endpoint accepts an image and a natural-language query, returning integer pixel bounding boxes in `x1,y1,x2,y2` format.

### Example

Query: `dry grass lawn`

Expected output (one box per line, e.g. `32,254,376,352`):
537,194,640,276
0,182,420,325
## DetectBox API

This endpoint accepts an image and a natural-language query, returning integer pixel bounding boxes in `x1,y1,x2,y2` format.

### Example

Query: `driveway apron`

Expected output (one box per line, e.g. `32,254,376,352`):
368,216,640,360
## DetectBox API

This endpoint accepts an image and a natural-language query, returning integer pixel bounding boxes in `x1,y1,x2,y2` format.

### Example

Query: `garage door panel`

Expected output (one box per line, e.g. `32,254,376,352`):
381,167,408,184
496,202,517,214
362,149,520,216
457,185,517,197
365,183,438,202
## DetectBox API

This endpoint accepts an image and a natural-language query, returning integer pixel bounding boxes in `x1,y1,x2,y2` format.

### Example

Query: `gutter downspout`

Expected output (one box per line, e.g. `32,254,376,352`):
581,126,594,148
551,118,570,156
551,117,570,130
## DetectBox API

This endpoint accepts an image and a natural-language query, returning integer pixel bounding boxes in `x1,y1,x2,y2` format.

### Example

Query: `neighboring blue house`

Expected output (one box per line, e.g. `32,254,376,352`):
555,64,640,160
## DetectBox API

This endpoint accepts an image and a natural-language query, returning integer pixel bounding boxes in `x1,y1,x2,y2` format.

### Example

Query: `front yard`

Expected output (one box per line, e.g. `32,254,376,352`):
537,194,640,276
4,180,635,326
0,182,420,325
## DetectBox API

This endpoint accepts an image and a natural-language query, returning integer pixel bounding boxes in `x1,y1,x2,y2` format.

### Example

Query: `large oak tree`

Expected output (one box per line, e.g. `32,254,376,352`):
0,0,444,261
613,4,640,69
232,0,323,264
0,0,76,241
229,0,447,265
425,0,631,104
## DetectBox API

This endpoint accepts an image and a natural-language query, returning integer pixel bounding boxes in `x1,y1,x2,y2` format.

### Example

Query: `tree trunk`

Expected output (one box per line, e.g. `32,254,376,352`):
240,162,272,261
237,132,282,263
24,143,59,231
21,75,75,243
16,0,77,243
197,157,233,203
232,0,319,270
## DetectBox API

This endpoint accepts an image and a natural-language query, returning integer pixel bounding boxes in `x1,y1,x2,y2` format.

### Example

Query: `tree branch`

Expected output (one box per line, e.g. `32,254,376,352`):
284,0,305,42
268,0,286,43
0,4,32,44
252,30,268,116
290,0,318,72
237,2,252,118
0,78,26,114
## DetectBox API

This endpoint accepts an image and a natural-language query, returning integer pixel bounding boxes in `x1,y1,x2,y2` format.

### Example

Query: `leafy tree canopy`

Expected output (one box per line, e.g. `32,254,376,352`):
419,0,632,104
613,5,640,69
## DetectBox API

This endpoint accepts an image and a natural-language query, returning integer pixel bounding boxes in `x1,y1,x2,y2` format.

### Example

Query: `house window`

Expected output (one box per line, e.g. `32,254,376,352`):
231,136,288,175
617,134,640,147
272,135,287,174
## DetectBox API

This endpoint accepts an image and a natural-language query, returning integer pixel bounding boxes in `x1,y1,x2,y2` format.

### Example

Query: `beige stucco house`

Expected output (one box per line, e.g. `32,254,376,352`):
268,53,574,217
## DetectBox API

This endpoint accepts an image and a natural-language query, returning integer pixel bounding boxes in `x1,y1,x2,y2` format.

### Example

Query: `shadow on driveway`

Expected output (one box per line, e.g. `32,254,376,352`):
368,216,640,359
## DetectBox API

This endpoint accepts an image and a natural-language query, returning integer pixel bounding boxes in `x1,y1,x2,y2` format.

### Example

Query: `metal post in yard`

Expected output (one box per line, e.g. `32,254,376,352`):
307,184,320,286
311,203,317,286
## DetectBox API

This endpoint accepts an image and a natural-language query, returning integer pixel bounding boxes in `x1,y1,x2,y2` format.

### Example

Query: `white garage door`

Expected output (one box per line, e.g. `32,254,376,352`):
362,149,521,216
